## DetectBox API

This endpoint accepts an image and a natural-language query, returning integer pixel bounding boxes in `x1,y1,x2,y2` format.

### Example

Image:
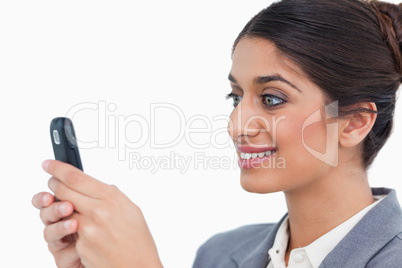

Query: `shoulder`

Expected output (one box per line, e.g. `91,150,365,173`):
366,232,402,268
192,223,275,268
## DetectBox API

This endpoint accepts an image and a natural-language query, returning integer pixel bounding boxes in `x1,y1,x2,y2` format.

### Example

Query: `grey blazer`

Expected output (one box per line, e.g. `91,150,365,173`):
193,188,402,268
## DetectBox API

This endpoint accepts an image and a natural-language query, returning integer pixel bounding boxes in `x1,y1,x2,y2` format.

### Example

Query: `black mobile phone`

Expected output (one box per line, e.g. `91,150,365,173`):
50,117,83,171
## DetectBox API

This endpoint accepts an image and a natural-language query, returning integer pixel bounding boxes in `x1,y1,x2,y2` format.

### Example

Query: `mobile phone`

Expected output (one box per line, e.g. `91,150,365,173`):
50,117,83,171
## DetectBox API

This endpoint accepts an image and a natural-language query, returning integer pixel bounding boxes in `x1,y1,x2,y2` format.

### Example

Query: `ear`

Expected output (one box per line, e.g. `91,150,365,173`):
339,102,377,148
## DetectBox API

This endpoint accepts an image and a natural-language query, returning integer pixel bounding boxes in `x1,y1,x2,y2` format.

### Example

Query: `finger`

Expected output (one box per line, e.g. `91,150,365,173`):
32,192,55,209
51,240,81,268
44,218,79,251
40,201,75,225
48,177,92,213
42,159,104,198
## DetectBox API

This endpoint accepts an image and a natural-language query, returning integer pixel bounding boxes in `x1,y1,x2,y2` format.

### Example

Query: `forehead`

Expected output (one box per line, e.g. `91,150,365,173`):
231,37,306,84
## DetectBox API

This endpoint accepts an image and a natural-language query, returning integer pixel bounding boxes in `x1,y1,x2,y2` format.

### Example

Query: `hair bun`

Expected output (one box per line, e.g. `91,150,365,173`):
369,1,402,78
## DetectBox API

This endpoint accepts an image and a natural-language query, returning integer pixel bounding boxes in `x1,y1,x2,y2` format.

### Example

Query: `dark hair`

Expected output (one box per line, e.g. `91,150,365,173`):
234,0,402,168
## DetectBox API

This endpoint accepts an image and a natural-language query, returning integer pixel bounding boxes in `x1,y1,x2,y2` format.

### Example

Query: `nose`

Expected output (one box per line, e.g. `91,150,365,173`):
227,97,270,144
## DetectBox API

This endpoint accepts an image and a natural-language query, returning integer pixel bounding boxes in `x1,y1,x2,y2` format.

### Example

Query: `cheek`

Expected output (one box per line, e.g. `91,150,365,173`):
275,111,328,167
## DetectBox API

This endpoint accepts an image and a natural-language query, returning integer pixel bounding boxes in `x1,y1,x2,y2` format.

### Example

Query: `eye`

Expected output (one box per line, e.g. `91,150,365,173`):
225,93,242,107
261,94,286,108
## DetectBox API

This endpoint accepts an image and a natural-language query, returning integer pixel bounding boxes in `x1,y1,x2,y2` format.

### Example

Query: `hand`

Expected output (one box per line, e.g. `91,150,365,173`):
42,160,163,268
32,192,83,268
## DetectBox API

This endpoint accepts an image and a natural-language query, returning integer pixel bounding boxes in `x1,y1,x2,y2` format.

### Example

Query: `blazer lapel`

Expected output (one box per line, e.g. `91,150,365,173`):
230,214,288,268
320,188,402,268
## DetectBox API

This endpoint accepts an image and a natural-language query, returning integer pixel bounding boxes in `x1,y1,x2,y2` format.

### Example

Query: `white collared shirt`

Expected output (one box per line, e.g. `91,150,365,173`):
267,195,386,268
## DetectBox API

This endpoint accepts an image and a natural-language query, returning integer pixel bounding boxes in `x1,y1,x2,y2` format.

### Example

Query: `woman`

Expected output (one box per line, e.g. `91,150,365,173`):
32,0,402,267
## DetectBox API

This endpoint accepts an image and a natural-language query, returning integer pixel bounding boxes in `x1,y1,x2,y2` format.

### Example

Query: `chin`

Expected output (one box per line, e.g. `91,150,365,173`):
239,171,283,194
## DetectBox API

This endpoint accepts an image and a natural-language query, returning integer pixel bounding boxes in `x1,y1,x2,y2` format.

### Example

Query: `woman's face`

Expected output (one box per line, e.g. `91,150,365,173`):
228,37,339,194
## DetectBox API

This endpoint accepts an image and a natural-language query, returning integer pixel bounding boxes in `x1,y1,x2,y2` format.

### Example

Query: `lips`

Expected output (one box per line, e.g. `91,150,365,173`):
236,144,277,169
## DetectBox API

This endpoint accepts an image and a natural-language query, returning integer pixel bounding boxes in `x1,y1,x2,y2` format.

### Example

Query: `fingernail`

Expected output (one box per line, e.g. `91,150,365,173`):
59,202,68,215
42,194,49,205
63,220,72,230
42,160,50,171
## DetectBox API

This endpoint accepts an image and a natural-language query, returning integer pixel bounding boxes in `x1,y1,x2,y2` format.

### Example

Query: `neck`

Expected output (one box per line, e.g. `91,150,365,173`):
283,163,374,262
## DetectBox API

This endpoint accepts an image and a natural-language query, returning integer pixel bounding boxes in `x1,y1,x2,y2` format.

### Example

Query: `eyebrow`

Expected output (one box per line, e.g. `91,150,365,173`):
228,73,302,93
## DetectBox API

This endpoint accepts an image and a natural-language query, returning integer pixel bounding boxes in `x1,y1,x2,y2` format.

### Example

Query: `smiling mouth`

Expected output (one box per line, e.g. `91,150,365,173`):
235,144,277,169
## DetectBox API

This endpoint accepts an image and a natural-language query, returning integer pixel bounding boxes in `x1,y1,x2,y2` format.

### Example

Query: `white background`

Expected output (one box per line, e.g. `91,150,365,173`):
1,1,401,267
